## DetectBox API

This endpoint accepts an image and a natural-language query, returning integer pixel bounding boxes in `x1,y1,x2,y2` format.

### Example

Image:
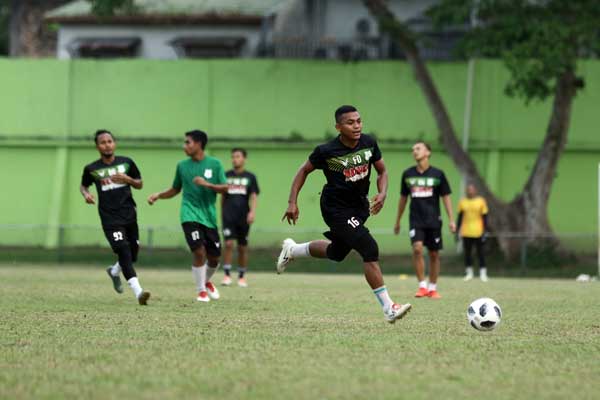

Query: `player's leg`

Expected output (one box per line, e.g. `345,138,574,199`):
411,228,428,297
125,222,150,304
463,237,474,281
352,230,411,323
476,237,488,281
222,239,235,286
104,226,149,305
203,225,222,300
182,222,211,302
236,224,250,287
424,229,443,299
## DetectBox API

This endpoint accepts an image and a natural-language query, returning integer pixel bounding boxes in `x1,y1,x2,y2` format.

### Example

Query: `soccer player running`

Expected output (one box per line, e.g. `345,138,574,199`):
80,129,150,305
394,141,455,299
456,183,489,281
277,105,411,324
147,130,228,303
221,148,260,288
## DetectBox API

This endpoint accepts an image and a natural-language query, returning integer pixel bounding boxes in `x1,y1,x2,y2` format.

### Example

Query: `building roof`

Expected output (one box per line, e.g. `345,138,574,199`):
46,0,290,25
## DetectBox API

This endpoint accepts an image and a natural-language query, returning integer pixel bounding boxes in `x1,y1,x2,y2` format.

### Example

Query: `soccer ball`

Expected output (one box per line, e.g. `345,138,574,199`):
467,298,502,331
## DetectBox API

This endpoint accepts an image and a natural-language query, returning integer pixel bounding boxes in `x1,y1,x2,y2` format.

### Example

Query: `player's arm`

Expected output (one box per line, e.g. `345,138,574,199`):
394,195,408,235
80,184,95,204
147,187,181,205
456,211,464,241
370,159,388,215
247,192,258,224
111,173,143,189
193,177,228,193
282,160,315,225
442,195,456,233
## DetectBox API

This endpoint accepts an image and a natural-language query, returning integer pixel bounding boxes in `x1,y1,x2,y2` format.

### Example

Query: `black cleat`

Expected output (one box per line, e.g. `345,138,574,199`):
137,291,150,305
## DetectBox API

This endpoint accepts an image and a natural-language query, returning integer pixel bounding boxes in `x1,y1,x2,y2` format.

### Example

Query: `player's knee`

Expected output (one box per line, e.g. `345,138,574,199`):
224,240,235,250
429,250,440,261
412,243,424,257
355,234,379,262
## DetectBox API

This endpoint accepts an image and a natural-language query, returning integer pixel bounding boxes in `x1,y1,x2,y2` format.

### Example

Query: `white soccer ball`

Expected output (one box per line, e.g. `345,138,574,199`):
467,298,502,331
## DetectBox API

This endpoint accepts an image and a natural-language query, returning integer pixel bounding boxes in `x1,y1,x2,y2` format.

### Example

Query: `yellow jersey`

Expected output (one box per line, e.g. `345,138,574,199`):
458,196,488,238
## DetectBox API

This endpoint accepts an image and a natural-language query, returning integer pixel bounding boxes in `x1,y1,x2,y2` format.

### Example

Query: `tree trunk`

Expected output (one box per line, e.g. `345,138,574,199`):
363,0,578,260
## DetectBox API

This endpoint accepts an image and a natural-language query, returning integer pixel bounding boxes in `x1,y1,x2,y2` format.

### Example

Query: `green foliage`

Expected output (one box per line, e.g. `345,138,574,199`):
428,0,600,102
88,0,137,17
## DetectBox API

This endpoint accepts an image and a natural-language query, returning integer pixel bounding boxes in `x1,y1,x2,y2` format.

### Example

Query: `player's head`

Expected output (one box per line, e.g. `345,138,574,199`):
335,105,362,141
412,141,431,162
231,147,247,169
184,130,208,156
94,129,115,158
466,183,477,198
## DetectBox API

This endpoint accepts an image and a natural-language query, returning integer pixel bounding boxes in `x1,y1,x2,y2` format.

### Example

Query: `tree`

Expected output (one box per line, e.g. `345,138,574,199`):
363,0,598,259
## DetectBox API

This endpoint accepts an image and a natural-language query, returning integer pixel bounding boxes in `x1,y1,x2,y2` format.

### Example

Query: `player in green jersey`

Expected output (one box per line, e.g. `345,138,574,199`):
148,130,228,302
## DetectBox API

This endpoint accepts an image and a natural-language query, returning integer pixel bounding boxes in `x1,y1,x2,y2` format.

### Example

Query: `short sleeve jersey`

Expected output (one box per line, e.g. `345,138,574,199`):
458,196,488,238
400,166,451,229
309,134,382,212
222,170,260,218
172,156,227,228
81,156,141,227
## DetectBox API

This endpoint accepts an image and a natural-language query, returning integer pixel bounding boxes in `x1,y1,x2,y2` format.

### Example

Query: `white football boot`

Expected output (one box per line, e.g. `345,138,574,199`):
197,290,210,302
205,282,220,300
276,238,296,274
384,303,412,324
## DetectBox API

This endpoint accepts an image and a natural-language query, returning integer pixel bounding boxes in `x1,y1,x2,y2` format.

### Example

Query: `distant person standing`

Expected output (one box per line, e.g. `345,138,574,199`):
80,129,150,305
456,183,489,282
221,148,260,288
147,130,228,303
394,141,455,299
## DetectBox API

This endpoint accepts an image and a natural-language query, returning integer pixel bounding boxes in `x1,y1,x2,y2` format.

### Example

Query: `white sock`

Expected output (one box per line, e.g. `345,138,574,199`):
465,266,474,276
206,264,219,282
428,282,437,292
291,242,311,258
192,265,207,292
127,277,143,298
480,268,488,277
110,262,121,277
373,286,393,311
419,280,428,289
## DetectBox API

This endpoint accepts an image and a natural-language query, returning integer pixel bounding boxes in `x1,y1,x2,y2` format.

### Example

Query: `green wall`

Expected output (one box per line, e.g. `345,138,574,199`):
0,59,598,254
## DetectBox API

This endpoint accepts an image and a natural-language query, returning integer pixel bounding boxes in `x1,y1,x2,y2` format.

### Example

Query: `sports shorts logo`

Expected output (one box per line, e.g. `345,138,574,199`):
409,229,416,238
435,238,440,243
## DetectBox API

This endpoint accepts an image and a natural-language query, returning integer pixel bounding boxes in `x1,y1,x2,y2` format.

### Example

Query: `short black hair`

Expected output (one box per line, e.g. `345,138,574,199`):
335,105,358,123
94,129,114,144
415,140,432,152
185,130,208,149
231,147,247,157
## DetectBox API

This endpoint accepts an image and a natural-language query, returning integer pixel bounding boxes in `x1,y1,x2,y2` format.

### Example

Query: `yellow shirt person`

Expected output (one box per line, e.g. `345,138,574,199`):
456,184,489,281
457,196,488,238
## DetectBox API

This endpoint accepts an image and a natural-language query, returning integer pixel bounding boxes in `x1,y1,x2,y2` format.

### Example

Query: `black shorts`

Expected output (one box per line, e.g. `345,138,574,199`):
409,227,443,251
103,222,140,261
182,222,221,256
222,215,250,246
322,210,378,263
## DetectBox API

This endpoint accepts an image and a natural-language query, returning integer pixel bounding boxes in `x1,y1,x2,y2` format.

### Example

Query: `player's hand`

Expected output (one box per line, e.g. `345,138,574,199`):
369,193,386,215
110,173,130,184
393,222,400,235
481,232,489,243
147,193,159,205
83,192,95,204
247,211,255,225
282,203,299,225
193,177,209,187
449,221,457,233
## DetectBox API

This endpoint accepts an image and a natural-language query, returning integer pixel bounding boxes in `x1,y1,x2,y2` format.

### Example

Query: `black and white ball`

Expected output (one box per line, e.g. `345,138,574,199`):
467,298,502,331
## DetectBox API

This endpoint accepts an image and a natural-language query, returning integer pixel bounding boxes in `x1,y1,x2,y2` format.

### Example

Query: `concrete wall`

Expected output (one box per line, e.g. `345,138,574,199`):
0,59,598,253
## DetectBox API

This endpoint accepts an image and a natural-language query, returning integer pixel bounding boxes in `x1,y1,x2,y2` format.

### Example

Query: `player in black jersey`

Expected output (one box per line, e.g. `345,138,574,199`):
277,105,411,324
394,141,455,299
221,148,260,287
80,130,150,305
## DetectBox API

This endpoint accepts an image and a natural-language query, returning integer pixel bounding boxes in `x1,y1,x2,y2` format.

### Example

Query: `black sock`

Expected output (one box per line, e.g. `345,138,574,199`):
238,267,246,279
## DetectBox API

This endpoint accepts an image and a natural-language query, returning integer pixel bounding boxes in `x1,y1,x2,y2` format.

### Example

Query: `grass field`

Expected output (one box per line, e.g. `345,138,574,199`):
1,264,599,400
